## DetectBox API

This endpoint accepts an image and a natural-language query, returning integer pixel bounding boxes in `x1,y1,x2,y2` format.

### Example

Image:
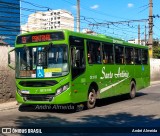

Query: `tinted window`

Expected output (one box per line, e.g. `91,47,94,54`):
134,48,141,64
87,41,101,64
142,49,148,64
125,47,134,64
102,43,114,64
70,36,85,79
114,45,124,64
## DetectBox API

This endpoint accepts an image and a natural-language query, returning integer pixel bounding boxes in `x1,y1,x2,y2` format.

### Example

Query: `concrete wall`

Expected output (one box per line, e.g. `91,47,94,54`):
0,46,16,102
150,58,160,81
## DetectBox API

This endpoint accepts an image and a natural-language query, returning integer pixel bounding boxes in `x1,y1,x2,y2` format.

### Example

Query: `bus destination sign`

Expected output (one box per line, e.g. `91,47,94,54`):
16,32,64,44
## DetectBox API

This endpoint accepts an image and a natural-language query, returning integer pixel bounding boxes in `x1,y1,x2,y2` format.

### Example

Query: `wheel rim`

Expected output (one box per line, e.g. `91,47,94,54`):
131,85,135,98
88,90,96,104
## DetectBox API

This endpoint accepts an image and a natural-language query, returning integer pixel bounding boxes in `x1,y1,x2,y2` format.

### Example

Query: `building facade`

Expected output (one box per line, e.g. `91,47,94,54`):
0,0,20,46
128,39,146,46
21,9,74,33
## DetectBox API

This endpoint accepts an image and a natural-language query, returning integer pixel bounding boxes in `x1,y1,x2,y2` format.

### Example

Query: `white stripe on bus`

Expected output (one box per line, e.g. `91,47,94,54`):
100,77,130,93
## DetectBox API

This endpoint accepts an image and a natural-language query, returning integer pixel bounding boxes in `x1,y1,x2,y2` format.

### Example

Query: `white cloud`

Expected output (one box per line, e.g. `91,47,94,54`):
72,5,77,10
90,5,99,9
128,3,134,8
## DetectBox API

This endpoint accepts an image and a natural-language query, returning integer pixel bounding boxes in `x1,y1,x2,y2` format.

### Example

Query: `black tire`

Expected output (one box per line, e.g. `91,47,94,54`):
86,87,96,109
130,81,136,99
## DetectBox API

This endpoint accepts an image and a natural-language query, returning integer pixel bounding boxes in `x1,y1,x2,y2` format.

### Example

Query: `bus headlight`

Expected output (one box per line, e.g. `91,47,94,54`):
17,88,22,96
56,83,69,96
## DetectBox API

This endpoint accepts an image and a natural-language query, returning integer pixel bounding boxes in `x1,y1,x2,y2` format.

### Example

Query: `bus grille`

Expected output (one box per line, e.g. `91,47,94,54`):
22,94,55,101
19,80,58,87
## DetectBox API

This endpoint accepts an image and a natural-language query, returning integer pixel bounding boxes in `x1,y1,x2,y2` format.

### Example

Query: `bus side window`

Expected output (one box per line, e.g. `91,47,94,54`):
134,48,141,64
71,47,85,68
142,49,148,64
125,47,134,64
69,36,85,79
114,45,124,64
102,43,114,64
87,41,101,64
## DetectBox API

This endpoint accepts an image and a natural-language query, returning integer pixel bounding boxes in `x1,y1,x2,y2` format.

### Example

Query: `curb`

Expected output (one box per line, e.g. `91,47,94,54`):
0,106,19,111
151,81,160,86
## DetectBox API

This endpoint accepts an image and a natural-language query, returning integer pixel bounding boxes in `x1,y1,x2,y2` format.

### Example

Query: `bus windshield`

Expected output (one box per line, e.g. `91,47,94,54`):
15,44,69,78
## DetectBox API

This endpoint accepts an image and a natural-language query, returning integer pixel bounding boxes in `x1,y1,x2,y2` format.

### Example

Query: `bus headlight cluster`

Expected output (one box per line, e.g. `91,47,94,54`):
56,83,69,96
17,88,30,96
17,88,22,96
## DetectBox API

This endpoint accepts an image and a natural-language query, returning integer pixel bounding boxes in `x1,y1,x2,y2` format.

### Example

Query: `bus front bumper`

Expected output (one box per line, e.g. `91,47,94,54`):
16,88,72,105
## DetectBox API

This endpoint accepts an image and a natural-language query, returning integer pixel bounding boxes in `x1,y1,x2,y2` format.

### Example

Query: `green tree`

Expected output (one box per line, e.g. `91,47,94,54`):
152,40,160,58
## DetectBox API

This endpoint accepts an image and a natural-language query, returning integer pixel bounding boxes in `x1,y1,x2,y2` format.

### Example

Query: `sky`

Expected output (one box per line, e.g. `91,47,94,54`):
20,0,160,41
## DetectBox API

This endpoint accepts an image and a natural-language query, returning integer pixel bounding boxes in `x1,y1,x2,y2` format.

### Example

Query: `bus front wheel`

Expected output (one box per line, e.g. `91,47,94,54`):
87,87,96,109
130,81,136,99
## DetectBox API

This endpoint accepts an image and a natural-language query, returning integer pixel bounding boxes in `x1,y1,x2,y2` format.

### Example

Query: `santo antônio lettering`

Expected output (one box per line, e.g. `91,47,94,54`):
100,67,129,79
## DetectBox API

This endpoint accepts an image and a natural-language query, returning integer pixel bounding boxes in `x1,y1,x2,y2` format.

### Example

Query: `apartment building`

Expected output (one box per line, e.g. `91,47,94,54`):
128,39,146,46
21,9,74,33
0,0,20,46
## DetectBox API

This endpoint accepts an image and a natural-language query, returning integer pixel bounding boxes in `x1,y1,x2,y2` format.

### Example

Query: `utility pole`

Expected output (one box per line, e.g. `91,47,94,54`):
77,0,80,32
148,0,153,57
138,24,140,44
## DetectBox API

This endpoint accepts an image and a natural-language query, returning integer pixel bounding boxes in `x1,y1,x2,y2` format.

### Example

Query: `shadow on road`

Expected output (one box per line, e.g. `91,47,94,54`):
13,112,160,136
7,92,159,136
96,92,147,107
18,92,147,113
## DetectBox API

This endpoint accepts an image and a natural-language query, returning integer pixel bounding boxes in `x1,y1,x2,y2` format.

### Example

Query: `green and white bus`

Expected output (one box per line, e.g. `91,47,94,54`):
8,29,150,109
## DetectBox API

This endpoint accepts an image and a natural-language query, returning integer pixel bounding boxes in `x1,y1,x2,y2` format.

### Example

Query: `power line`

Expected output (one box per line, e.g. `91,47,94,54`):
89,19,148,26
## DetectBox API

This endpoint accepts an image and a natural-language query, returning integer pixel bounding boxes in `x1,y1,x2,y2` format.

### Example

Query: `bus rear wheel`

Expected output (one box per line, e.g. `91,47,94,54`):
87,87,96,109
130,81,136,99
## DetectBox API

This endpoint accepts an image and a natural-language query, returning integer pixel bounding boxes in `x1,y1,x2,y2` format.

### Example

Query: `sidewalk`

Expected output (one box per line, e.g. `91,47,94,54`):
150,80,160,85
0,101,19,111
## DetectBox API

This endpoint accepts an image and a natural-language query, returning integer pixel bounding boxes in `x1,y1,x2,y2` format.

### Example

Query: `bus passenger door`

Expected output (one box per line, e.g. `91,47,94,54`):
69,36,87,103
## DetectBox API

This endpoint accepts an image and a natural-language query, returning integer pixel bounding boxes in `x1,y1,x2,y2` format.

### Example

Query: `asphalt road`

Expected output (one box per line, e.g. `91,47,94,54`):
0,84,160,136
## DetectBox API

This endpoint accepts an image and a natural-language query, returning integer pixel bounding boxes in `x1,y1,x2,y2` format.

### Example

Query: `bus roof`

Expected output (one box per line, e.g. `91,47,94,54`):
17,29,148,49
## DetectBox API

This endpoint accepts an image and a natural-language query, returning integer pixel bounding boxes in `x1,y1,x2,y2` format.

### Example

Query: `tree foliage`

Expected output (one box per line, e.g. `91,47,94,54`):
152,40,160,58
